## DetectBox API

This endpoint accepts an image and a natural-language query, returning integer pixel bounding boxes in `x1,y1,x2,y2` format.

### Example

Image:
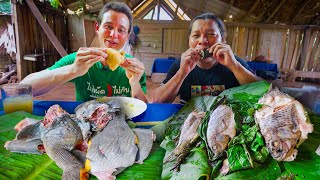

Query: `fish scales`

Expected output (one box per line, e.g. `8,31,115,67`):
207,105,236,159
255,88,313,161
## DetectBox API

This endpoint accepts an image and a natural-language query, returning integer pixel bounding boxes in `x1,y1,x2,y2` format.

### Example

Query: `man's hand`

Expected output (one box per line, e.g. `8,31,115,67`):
72,47,108,76
120,58,145,84
209,43,238,70
179,48,202,76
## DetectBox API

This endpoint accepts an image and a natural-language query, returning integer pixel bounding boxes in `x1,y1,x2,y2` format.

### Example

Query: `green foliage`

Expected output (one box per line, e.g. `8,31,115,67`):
48,0,60,9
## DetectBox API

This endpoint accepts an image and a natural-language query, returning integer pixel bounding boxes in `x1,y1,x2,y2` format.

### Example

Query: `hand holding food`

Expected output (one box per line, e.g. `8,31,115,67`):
74,47,108,76
208,43,238,69
105,48,126,71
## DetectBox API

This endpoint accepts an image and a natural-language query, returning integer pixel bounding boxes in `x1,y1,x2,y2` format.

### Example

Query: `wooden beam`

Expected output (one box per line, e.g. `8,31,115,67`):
223,0,235,20
292,0,312,24
24,0,67,57
264,0,286,23
12,1,26,80
285,70,320,82
157,0,161,20
243,0,260,21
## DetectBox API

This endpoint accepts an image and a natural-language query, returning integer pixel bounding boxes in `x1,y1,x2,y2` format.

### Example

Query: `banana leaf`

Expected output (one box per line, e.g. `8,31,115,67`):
280,112,320,180
0,111,167,180
161,96,221,179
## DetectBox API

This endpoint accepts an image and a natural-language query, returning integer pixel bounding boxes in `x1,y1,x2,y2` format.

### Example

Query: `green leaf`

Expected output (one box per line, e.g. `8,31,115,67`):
217,156,281,180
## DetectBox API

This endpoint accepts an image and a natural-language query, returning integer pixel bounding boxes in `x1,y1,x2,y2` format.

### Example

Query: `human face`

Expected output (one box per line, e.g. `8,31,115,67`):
95,10,130,50
189,19,225,49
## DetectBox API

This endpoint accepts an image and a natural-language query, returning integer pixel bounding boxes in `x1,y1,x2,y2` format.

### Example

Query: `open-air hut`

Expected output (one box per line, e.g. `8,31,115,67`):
0,0,318,88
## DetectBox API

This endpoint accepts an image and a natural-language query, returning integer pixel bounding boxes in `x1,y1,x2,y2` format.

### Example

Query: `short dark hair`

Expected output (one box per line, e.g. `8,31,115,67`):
189,13,227,39
97,2,133,33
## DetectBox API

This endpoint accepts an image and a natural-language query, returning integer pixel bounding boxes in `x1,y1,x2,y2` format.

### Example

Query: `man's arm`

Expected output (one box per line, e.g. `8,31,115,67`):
21,48,107,97
153,48,201,103
20,65,81,96
152,70,186,103
120,58,148,103
229,62,262,85
209,43,262,85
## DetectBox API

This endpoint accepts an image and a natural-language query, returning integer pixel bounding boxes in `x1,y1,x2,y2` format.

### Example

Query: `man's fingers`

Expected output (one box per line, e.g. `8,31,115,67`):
78,48,108,58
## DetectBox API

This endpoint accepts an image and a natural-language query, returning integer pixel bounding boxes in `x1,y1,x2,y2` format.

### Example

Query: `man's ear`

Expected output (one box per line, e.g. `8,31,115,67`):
94,21,100,32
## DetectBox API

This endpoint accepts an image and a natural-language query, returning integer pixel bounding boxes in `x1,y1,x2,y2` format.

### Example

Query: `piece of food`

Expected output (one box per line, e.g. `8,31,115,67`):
40,105,85,180
86,112,138,179
255,88,313,161
75,100,120,132
207,104,236,159
164,110,205,171
106,48,125,71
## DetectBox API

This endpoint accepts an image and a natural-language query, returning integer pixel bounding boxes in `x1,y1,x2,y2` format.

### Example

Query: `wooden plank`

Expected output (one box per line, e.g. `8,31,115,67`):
232,27,239,54
25,0,67,57
246,28,255,60
226,25,234,45
251,28,259,60
284,30,297,70
29,10,37,73
236,27,245,56
286,70,320,82
303,29,318,71
225,22,309,30
278,29,289,69
241,27,249,58
83,19,96,47
12,3,27,80
290,30,302,70
298,28,312,70
48,14,55,67
23,7,33,75
308,30,320,71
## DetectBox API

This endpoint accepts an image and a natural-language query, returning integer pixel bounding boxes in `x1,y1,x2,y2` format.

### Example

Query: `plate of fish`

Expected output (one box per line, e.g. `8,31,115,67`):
96,96,147,118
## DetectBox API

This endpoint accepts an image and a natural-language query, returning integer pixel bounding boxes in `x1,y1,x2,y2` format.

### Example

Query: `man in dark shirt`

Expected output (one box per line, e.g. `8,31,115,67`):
153,13,261,104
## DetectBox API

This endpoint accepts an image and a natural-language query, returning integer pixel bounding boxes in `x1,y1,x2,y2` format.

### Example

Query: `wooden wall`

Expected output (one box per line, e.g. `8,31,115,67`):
132,20,190,75
71,18,320,78
12,2,66,80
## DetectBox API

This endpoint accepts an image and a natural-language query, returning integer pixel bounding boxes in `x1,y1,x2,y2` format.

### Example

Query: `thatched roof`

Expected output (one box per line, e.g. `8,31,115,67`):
62,0,320,25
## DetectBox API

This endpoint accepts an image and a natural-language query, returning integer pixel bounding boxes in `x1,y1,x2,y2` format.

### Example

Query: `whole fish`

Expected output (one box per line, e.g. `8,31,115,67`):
164,110,206,171
255,88,313,161
206,105,236,159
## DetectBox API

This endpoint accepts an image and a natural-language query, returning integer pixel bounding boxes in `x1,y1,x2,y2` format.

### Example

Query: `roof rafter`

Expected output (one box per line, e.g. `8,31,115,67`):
264,0,286,23
242,0,260,21
292,0,312,24
223,0,235,20
134,0,155,19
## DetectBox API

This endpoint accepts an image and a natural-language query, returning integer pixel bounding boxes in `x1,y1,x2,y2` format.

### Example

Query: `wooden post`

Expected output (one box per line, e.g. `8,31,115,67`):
12,1,26,81
24,0,67,57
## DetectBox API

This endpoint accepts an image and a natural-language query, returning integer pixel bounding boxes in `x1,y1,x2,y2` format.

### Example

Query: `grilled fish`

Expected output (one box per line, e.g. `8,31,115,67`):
255,88,313,161
164,110,205,171
206,105,236,159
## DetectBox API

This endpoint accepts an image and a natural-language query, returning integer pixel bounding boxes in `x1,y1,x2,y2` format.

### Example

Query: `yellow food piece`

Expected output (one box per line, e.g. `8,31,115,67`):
106,48,125,71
